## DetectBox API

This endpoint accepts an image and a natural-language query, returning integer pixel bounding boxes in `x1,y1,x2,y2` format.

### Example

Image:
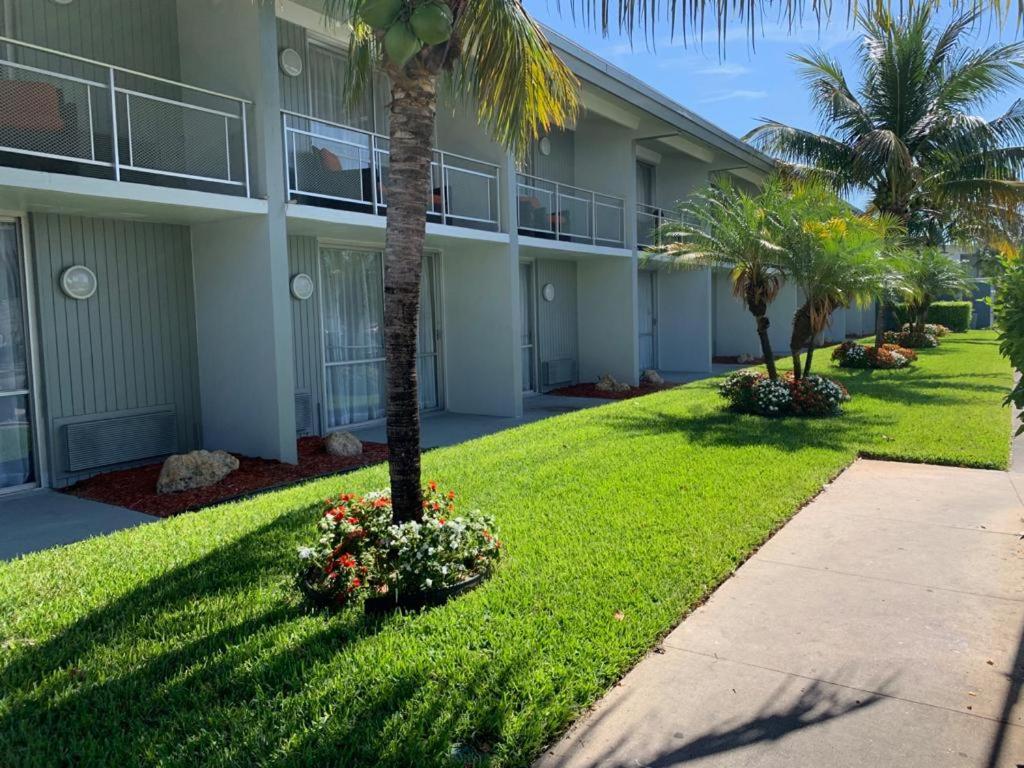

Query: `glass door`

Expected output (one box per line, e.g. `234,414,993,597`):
638,270,657,372
0,221,34,489
520,262,536,392
321,247,442,429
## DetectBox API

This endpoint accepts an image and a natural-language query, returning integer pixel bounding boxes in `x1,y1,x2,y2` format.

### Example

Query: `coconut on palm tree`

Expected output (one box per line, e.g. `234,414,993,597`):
745,5,1024,242
654,180,785,379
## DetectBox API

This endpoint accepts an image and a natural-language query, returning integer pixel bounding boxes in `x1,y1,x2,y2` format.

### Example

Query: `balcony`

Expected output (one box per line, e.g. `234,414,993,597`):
516,174,625,248
636,203,686,249
283,111,501,232
0,37,251,197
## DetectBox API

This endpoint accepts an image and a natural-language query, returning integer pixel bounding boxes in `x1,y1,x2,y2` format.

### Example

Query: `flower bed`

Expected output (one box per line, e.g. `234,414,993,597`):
902,322,950,338
832,341,917,369
297,481,501,611
63,436,389,517
548,381,678,400
884,329,939,348
719,369,850,417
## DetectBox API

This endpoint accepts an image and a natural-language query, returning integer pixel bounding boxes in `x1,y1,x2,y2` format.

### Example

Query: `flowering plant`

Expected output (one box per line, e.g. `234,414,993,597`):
832,341,916,369
901,322,949,337
719,369,849,417
884,329,938,348
297,482,501,609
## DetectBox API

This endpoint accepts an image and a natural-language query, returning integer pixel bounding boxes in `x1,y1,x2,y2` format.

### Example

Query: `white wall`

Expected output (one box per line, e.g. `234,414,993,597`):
181,0,297,462
577,256,638,384
825,308,847,344
656,266,712,372
574,116,636,247
442,241,520,417
713,269,797,358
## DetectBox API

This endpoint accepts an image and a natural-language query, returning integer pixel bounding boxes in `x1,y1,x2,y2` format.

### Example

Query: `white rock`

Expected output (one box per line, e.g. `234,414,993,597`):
325,430,363,457
641,369,665,385
157,449,239,494
595,373,631,393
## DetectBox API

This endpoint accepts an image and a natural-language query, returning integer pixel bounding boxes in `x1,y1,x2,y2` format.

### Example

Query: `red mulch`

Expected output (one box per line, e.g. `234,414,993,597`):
63,436,389,518
547,381,680,400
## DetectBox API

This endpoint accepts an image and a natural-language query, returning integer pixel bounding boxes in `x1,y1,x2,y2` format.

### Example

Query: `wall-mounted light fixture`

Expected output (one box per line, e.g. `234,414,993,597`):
542,282,555,302
290,273,314,301
61,265,97,300
538,136,552,156
279,48,303,78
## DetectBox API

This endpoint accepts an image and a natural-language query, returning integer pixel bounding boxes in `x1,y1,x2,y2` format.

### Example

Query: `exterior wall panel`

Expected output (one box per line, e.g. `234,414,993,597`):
536,258,578,387
288,235,322,433
276,19,309,115
30,214,201,486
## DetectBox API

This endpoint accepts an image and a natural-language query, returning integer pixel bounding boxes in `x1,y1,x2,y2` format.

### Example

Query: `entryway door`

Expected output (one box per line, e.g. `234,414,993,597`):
638,270,658,372
0,221,35,490
320,247,443,429
520,262,536,392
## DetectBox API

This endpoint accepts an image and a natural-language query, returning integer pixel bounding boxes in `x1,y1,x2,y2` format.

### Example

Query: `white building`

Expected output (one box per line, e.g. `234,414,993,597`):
0,0,772,491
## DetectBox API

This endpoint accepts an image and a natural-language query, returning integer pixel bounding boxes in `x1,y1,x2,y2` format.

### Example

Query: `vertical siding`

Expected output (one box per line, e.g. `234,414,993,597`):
30,214,201,485
289,236,323,434
277,19,310,115
2,0,181,79
528,129,576,186
536,259,578,376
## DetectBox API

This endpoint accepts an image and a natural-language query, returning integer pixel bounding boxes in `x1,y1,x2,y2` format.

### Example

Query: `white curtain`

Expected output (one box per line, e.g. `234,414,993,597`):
519,262,534,391
0,223,32,488
308,43,374,131
321,249,441,428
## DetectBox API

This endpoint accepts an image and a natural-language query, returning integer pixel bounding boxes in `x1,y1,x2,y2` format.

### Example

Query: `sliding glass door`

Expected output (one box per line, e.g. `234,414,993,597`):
0,222,34,489
638,270,657,372
520,262,536,392
321,247,442,429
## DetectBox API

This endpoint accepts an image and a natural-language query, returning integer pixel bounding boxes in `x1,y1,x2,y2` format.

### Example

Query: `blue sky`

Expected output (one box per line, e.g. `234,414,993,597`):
523,2,1020,143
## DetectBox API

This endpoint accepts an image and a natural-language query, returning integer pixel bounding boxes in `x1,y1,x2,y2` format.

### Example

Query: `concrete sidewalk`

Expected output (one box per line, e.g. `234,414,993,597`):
537,460,1024,767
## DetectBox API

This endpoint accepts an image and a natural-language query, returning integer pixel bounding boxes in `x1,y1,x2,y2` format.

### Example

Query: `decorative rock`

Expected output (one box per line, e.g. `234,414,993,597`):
595,373,631,393
737,353,755,364
157,449,239,494
325,430,363,457
641,369,665,385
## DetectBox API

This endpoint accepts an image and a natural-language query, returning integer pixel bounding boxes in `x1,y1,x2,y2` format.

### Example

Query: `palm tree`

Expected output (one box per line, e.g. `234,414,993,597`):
322,0,578,521
655,180,785,379
901,247,973,332
774,182,889,377
745,5,1024,239
745,5,1024,344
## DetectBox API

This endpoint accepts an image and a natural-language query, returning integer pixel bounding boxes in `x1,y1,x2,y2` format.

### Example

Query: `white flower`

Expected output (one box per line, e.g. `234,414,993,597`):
297,546,315,560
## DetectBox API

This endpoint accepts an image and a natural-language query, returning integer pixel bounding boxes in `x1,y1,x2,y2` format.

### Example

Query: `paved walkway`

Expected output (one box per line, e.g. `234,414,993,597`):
537,459,1024,768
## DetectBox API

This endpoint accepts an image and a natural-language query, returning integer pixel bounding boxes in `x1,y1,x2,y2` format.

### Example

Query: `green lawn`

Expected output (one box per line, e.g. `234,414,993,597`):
0,331,1011,767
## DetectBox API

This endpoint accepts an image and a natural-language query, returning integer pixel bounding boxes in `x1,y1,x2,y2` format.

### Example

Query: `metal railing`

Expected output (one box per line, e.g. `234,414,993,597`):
636,203,688,248
283,111,501,231
0,36,251,195
516,173,625,248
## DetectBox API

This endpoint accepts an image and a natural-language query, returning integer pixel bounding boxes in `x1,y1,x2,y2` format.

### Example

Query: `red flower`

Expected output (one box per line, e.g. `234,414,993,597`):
428,480,438,492
351,577,361,588
447,490,455,500
438,518,446,525
338,553,357,569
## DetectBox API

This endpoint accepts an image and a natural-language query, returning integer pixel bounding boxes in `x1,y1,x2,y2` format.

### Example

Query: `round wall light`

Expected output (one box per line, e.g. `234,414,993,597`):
61,265,97,300
290,273,314,301
542,282,555,302
279,47,303,78
538,136,552,156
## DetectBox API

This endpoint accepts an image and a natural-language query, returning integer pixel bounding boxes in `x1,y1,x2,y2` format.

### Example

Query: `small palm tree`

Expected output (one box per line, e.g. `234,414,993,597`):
775,182,889,377
655,180,785,379
745,5,1024,242
902,247,973,332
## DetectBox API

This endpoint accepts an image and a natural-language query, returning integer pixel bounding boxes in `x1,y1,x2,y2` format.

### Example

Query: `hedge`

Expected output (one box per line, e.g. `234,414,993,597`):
926,301,973,332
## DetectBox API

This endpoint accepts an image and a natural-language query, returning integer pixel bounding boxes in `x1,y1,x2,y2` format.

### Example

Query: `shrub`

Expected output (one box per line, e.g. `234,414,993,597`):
832,341,916,369
719,369,850,417
926,301,972,332
297,483,501,609
902,322,949,337
884,329,939,348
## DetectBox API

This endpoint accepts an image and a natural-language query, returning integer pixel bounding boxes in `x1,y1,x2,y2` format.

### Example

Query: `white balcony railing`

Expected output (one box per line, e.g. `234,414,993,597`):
0,36,251,195
516,173,625,248
283,111,501,232
636,203,688,248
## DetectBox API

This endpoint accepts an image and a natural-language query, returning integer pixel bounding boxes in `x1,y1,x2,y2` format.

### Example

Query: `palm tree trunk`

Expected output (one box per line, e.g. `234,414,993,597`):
874,300,885,348
755,314,778,380
790,304,813,381
804,340,815,376
383,73,438,523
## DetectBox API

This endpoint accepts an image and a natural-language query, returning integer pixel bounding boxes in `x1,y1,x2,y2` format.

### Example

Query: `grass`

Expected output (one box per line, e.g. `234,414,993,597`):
0,330,1011,767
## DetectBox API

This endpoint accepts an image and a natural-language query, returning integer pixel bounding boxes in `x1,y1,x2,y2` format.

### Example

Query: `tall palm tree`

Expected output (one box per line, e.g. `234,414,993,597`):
655,180,785,379
774,181,890,377
322,0,578,521
745,5,1024,242
901,247,973,332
